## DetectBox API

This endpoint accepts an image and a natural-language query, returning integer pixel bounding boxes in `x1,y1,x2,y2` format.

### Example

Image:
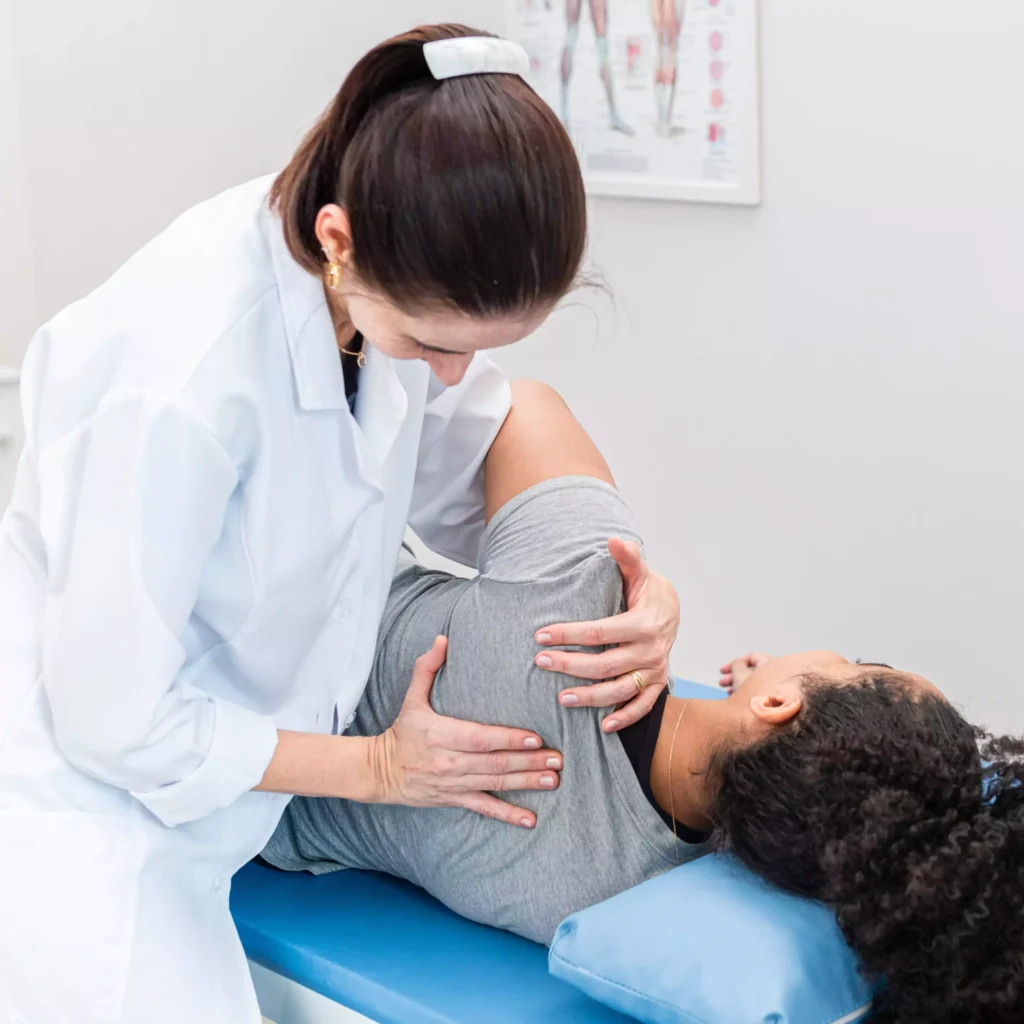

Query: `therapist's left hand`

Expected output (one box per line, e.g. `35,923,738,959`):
534,538,680,733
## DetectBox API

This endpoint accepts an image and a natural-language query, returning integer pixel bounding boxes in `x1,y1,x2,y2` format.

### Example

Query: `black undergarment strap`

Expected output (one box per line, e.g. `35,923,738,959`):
341,330,363,415
618,689,709,843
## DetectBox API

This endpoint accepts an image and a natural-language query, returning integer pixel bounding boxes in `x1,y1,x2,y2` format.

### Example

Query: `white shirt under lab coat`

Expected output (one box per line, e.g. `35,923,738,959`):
0,177,511,1024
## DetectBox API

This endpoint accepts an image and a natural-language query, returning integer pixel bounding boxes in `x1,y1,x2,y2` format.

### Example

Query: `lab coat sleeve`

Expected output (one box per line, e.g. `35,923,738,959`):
408,355,512,567
43,392,279,827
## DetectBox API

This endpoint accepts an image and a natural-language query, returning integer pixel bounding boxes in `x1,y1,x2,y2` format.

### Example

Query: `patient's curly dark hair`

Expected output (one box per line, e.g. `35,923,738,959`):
708,673,1024,1024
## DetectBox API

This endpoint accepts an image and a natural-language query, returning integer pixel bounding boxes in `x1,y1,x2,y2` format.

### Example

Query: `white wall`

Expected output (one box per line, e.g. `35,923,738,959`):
0,0,37,363
3,1,1022,732
492,0,1024,732
9,0,503,323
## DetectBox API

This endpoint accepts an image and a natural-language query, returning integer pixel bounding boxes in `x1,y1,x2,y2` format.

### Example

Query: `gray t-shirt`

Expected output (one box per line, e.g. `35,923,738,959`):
262,477,705,944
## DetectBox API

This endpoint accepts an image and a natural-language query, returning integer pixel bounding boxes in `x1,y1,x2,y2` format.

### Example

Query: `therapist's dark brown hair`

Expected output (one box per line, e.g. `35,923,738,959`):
271,24,587,317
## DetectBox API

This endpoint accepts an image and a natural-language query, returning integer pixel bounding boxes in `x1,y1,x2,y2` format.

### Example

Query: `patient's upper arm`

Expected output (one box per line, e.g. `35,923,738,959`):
484,380,614,523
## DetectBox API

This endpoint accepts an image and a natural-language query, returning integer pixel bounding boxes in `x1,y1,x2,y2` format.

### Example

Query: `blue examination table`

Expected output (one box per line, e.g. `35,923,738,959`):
232,862,631,1023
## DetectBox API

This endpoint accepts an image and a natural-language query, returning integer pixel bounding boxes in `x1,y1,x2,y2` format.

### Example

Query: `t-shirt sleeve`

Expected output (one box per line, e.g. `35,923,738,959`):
477,476,641,583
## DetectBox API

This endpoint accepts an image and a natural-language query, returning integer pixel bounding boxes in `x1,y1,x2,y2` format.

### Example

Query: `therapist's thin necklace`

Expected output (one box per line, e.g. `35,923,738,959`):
323,287,366,367
667,699,691,862
322,250,367,368
339,338,366,368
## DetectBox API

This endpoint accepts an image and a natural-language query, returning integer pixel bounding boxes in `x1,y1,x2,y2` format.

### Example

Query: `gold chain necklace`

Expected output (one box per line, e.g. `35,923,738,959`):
323,280,366,368
667,699,691,863
339,343,366,368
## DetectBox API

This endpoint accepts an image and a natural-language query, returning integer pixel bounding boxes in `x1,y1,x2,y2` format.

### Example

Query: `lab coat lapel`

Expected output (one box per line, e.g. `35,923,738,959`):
265,207,347,412
355,346,410,469
264,199,417,469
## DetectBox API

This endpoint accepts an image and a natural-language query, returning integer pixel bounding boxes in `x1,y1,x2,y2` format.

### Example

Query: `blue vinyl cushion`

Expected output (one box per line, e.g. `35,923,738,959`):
548,855,874,1024
231,863,631,1024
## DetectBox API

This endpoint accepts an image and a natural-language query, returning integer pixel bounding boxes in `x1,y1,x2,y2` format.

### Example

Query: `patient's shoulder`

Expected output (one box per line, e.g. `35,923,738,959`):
480,477,640,584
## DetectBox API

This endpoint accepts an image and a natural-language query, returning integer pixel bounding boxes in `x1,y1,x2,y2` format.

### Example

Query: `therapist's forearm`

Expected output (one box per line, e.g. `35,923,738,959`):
254,730,381,802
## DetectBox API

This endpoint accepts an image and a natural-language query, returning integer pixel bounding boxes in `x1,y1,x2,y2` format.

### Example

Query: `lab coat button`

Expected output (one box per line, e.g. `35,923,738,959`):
212,875,224,892
331,602,350,623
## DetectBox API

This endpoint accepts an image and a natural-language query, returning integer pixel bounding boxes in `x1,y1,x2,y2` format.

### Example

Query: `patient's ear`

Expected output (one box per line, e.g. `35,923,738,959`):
749,692,802,727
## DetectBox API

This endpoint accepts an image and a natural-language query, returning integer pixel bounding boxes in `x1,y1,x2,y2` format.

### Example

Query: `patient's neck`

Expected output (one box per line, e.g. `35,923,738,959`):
649,697,731,834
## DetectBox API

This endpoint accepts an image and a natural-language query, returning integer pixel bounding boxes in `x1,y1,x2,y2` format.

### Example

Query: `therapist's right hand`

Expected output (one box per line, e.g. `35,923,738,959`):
370,636,562,828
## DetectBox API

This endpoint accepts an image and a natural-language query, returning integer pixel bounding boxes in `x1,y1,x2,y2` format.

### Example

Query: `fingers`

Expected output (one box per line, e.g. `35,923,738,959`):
720,657,748,675
437,714,545,753
535,642,657,681
454,749,563,775
719,652,771,674
535,609,649,649
559,676,641,708
459,770,561,794
558,674,661,709
535,543,678,688
719,655,746,690
718,652,772,691
600,680,663,732
455,791,538,829
606,536,649,589
558,669,668,731
533,539,653,650
403,636,448,707
720,658,749,691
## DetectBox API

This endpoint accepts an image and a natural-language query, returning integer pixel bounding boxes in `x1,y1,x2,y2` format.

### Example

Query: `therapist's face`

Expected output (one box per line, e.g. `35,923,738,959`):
342,286,547,387
315,203,549,387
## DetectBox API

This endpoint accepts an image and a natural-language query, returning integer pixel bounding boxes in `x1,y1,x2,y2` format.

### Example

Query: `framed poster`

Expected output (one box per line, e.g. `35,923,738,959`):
503,0,761,204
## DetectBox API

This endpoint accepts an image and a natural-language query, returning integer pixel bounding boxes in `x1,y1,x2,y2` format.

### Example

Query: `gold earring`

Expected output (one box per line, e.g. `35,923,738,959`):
321,247,343,291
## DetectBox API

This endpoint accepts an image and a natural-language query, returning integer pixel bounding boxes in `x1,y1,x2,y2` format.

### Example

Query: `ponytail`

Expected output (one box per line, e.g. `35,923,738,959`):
270,24,586,315
270,26,442,275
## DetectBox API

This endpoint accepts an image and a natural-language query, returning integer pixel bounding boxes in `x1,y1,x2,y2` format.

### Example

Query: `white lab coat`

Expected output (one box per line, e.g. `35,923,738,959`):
0,177,511,1024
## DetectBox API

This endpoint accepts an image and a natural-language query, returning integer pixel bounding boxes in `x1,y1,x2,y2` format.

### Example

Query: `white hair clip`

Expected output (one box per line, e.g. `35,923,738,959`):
423,37,530,81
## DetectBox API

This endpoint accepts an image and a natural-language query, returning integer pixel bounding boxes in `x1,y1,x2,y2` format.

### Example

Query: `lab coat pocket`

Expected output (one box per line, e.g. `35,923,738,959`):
0,810,138,1024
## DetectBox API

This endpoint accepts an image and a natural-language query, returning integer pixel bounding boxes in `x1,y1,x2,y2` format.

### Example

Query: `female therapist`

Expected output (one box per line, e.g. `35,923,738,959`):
0,25,679,1024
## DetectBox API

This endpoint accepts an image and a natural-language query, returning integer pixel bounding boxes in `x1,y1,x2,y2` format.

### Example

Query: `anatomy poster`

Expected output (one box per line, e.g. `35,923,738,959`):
504,0,760,204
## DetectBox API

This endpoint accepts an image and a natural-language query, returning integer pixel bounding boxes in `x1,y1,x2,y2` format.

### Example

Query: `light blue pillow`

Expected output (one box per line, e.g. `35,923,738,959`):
549,853,875,1024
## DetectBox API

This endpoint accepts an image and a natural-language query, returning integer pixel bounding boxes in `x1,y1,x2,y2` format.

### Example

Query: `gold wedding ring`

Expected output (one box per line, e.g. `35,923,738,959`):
631,670,647,695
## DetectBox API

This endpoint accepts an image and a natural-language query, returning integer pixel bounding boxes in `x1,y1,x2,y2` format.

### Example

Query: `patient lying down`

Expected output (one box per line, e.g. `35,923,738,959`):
263,381,1023,1024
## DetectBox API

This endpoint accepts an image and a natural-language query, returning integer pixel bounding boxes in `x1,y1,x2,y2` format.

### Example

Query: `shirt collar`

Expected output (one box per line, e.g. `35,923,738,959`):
262,194,415,466
264,200,348,412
